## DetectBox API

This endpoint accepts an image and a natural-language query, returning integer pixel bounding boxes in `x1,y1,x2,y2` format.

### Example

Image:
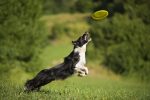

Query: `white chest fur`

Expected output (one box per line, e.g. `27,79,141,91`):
74,44,87,69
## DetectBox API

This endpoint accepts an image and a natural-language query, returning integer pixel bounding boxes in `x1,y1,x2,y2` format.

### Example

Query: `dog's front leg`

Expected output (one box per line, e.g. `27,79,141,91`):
74,66,88,77
83,66,88,75
74,67,86,76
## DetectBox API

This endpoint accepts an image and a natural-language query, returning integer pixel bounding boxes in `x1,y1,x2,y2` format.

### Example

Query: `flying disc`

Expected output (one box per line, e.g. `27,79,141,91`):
91,10,108,20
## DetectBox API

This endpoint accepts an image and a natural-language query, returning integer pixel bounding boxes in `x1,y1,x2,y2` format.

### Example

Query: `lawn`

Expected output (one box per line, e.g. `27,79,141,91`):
0,75,150,100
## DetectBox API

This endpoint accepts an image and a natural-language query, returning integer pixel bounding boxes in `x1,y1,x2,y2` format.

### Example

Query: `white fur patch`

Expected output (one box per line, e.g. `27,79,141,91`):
74,44,86,68
74,44,88,75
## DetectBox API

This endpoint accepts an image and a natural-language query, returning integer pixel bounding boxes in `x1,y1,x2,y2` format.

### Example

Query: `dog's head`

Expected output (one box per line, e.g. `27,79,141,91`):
72,32,91,48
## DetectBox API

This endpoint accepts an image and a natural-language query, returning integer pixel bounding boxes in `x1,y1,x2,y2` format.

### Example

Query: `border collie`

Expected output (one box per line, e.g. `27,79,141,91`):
24,32,91,91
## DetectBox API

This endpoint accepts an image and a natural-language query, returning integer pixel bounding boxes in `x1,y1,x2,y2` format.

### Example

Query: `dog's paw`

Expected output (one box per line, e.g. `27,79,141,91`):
74,67,89,76
84,67,88,75
78,71,87,77
78,73,86,77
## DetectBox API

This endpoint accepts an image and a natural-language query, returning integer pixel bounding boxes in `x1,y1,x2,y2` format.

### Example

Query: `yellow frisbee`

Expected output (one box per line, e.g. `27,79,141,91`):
91,10,108,20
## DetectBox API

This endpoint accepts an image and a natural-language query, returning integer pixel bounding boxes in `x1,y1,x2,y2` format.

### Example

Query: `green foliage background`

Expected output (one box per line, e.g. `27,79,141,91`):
0,0,150,82
89,0,150,81
0,0,150,99
0,0,47,74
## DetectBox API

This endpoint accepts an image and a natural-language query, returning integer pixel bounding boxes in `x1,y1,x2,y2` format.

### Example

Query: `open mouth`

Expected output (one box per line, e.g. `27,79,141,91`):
83,32,92,42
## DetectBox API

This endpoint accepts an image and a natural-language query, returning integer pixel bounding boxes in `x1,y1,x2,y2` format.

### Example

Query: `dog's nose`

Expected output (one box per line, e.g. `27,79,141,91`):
84,32,89,35
83,32,89,37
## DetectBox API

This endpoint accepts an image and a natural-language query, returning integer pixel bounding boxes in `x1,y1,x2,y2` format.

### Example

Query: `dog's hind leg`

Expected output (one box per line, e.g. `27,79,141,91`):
24,79,37,91
25,69,56,91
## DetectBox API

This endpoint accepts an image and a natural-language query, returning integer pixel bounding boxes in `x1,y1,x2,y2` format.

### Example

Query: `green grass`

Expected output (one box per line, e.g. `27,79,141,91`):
39,42,72,67
0,76,150,100
40,13,90,39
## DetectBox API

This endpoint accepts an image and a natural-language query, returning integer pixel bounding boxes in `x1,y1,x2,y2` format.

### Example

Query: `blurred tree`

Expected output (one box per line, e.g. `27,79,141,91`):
43,0,77,14
0,0,47,73
43,0,94,14
89,0,150,81
124,0,150,24
93,0,125,17
75,0,93,13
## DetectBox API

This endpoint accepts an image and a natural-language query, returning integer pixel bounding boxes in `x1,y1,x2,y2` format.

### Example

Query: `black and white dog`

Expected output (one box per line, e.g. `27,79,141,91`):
25,32,91,91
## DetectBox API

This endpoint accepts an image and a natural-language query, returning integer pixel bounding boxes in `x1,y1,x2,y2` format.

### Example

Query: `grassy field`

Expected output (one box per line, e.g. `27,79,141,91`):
0,13,150,100
1,42,149,100
0,76,150,100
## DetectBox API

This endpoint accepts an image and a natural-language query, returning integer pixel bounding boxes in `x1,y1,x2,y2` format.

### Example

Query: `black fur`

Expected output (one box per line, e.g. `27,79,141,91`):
25,52,79,91
24,32,91,91
72,32,91,48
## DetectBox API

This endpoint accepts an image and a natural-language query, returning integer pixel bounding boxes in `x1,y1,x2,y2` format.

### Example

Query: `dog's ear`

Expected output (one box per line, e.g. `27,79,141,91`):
72,41,76,45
